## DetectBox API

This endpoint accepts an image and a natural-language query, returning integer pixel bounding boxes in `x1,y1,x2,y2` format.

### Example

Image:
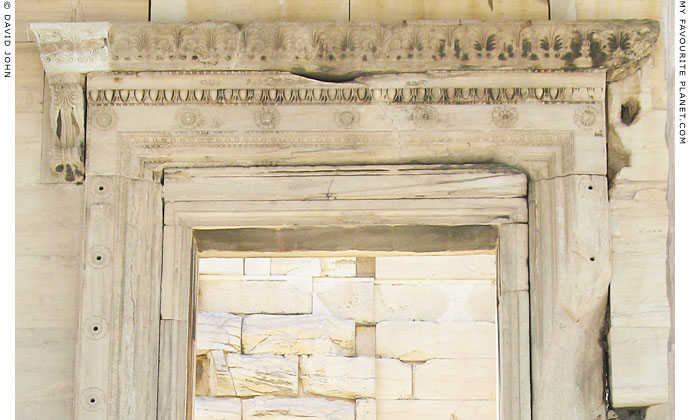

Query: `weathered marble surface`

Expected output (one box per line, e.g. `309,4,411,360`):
210,352,299,397
374,281,496,322
355,399,376,420
375,358,412,400
375,255,496,280
300,356,375,399
375,400,496,420
376,321,496,361
413,359,497,400
242,314,356,356
313,277,374,323
195,396,241,420
198,276,312,315
242,397,355,420
195,312,241,353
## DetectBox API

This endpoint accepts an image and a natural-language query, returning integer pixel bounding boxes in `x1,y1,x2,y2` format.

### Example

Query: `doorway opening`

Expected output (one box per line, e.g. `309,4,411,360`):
191,225,499,420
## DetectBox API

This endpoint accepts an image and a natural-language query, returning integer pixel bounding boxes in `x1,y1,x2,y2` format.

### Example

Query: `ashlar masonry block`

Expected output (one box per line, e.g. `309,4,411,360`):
207,351,298,397
194,396,241,420
243,314,355,356
300,355,375,399
242,397,355,420
413,359,497,400
375,358,412,400
376,321,496,362
196,312,241,354
199,276,312,314
313,277,374,323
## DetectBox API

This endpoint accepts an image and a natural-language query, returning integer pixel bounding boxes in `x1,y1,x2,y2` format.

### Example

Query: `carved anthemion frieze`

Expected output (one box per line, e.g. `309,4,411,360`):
32,20,658,81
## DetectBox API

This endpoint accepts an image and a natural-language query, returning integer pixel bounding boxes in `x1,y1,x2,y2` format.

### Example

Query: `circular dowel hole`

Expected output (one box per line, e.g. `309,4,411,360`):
96,255,102,261
90,398,96,404
588,185,593,190
590,257,596,262
93,326,99,332
98,186,104,191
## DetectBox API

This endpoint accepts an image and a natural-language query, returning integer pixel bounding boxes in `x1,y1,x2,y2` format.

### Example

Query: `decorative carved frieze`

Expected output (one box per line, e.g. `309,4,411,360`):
86,85,604,105
31,21,658,81
31,22,110,74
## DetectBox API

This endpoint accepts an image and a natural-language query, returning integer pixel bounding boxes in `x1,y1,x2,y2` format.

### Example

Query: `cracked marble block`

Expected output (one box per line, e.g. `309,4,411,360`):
207,350,298,397
242,314,356,356
300,355,375,399
196,312,242,354
195,396,241,420
376,321,496,362
242,397,355,420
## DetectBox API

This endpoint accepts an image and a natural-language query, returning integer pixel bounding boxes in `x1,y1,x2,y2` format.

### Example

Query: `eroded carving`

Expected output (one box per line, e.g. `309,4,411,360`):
176,108,205,129
492,105,519,128
575,105,599,128
48,74,85,182
32,21,658,81
334,108,360,129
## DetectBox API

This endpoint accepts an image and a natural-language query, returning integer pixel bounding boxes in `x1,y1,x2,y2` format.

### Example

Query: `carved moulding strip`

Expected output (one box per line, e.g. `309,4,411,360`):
113,130,579,182
31,20,658,82
87,85,603,106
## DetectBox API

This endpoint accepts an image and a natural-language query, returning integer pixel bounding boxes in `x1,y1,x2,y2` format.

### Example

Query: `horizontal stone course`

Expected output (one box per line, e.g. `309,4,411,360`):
375,358,412,399
243,314,356,356
199,276,312,314
300,355,375,399
374,281,495,322
414,359,497,400
194,396,241,420
375,400,496,420
376,321,496,361
242,397,355,420
375,255,496,280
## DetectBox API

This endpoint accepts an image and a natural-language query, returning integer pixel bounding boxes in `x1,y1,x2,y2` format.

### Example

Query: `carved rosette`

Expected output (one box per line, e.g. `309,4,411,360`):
411,105,440,128
176,108,205,129
88,107,117,130
492,105,519,128
254,107,280,129
334,107,360,129
574,105,599,128
49,75,85,182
